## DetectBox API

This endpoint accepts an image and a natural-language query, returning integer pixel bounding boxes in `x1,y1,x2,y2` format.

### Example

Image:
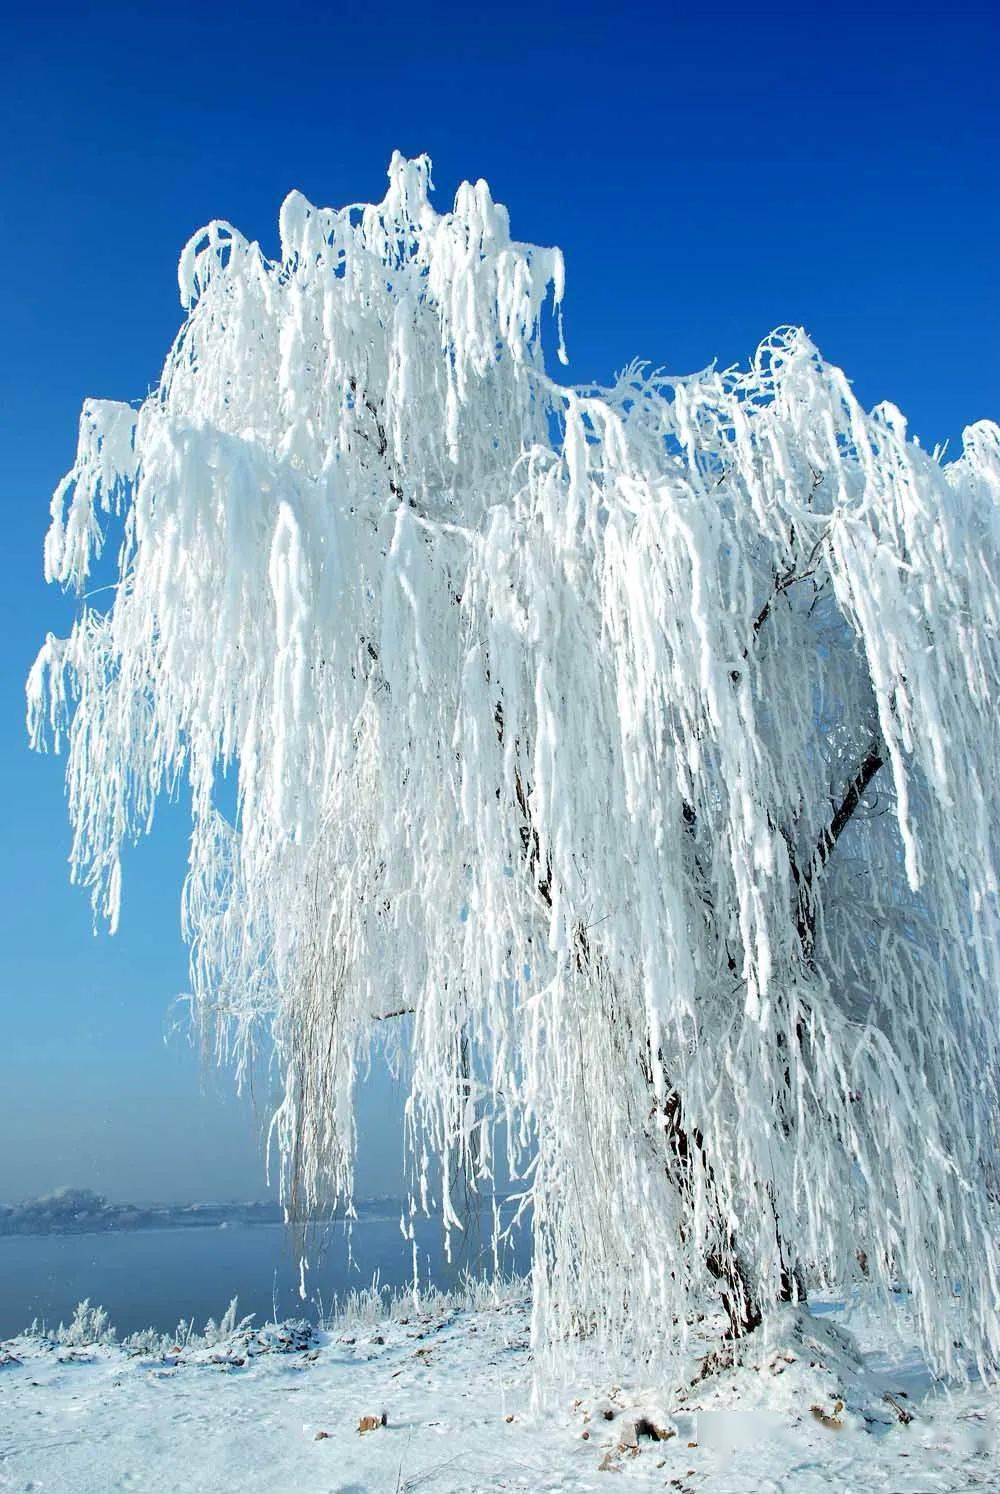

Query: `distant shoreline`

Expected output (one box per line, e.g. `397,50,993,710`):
0,1190,405,1239
0,1188,518,1239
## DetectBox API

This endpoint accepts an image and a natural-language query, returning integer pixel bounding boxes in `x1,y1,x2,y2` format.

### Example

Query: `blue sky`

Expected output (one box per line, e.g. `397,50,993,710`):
2,0,997,1203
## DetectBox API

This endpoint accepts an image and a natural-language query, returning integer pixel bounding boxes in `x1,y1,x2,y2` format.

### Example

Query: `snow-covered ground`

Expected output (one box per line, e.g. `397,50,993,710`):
1,1285,996,1492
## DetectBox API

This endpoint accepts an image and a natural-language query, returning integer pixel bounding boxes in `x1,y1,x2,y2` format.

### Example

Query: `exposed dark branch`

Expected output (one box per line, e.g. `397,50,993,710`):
494,698,553,909
794,740,885,958
661,1090,774,1337
754,516,828,645
348,377,405,501
750,566,801,643
816,744,885,869
514,765,553,909
731,516,828,684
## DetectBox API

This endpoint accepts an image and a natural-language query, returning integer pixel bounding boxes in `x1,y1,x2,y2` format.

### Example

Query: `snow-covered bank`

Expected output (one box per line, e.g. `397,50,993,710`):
1,1285,996,1492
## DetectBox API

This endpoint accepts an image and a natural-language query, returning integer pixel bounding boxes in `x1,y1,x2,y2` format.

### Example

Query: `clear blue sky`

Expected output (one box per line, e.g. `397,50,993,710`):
2,0,997,1203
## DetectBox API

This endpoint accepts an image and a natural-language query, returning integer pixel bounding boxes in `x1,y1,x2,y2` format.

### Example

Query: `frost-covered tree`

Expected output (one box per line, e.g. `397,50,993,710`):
29,155,1000,1376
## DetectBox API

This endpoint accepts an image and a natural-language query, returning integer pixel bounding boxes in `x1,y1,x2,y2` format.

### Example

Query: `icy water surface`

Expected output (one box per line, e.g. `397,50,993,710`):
0,1211,528,1338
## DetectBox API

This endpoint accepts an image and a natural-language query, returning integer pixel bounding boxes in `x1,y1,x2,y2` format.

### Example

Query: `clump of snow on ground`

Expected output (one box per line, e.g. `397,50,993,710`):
1,1286,996,1492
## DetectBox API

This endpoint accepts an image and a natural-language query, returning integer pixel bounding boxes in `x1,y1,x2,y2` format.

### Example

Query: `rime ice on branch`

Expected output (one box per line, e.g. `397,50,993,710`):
28,153,1000,1376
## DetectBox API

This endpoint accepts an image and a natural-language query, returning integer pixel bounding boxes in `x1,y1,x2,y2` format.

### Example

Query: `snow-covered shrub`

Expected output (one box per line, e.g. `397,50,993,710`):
320,1272,527,1333
56,1300,116,1347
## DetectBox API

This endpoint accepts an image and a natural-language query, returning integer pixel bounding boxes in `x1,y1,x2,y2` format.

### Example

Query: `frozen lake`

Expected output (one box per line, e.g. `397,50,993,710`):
0,1211,529,1338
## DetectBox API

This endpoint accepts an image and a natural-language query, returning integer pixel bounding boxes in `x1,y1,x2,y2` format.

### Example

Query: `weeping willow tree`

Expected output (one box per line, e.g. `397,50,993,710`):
29,155,1000,1377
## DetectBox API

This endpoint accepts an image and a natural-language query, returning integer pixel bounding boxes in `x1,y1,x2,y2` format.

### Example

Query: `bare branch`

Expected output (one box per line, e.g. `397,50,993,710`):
794,739,885,956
